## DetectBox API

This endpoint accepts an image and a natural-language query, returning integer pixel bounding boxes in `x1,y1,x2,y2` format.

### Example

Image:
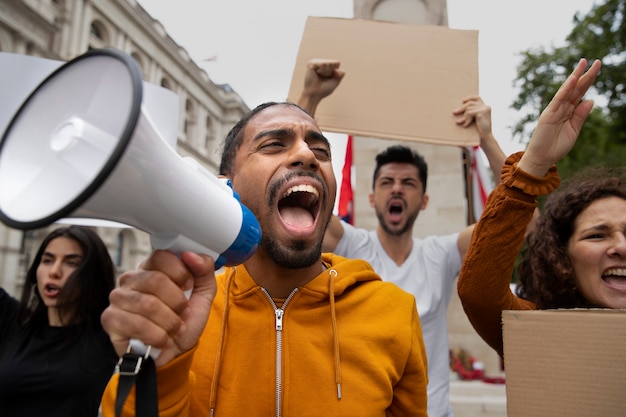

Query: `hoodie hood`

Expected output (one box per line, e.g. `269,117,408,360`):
304,253,382,295
218,253,381,299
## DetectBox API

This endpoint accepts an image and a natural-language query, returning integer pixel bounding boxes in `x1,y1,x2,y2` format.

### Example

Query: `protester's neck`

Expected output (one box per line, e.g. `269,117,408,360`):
244,254,326,298
376,227,414,266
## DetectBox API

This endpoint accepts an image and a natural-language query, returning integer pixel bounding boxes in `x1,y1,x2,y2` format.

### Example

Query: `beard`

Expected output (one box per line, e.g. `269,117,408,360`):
376,209,418,237
257,170,331,268
261,234,322,269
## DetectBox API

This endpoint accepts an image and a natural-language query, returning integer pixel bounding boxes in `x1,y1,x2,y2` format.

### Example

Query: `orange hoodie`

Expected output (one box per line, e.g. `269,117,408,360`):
102,253,428,417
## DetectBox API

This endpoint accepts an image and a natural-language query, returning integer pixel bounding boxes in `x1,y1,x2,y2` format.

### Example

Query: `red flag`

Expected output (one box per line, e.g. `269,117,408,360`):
469,145,493,221
338,136,354,224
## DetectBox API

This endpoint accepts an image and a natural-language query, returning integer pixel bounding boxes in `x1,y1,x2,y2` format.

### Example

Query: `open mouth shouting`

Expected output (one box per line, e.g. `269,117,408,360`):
43,283,62,299
387,199,406,224
602,267,626,291
278,182,321,234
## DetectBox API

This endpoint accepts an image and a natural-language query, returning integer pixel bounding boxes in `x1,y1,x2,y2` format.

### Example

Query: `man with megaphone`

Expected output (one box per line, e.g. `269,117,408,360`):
100,102,429,417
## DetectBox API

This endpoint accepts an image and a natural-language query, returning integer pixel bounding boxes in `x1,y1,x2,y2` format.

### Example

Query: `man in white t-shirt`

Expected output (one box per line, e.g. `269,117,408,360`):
297,59,506,417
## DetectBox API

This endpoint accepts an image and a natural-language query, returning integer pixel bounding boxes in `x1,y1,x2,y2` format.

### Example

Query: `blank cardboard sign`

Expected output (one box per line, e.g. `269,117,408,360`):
287,17,479,146
503,309,626,417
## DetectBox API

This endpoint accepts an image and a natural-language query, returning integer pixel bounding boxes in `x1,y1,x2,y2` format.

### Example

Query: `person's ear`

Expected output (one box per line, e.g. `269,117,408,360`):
420,194,429,211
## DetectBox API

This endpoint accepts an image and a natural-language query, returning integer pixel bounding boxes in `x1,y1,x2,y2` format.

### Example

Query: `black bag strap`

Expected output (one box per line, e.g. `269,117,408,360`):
115,346,158,417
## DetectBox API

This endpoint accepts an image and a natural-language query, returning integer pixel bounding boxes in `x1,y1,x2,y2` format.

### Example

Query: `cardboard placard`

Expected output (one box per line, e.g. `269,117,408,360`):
503,309,626,417
288,17,479,146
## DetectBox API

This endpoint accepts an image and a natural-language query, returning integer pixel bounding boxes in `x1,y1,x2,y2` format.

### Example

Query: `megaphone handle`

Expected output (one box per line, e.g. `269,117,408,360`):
128,287,192,358
130,224,232,359
126,234,217,357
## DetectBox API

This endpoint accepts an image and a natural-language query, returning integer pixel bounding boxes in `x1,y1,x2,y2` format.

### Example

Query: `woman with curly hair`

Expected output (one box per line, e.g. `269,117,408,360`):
0,225,118,416
457,58,626,358
517,169,626,309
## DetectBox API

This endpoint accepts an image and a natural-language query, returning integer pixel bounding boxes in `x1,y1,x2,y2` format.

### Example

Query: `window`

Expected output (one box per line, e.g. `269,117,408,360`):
204,116,214,150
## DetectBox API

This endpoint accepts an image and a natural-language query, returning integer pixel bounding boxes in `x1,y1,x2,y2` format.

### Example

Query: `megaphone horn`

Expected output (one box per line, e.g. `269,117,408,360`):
0,48,261,269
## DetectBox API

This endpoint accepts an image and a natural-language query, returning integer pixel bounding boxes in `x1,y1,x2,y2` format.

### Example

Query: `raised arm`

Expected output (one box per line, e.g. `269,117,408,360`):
458,58,601,356
297,59,345,117
453,96,507,176
452,96,507,259
296,59,346,252
519,58,601,176
322,215,344,253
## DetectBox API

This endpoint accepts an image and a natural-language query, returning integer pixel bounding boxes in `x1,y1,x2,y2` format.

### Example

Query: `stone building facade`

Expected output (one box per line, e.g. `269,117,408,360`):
0,0,249,295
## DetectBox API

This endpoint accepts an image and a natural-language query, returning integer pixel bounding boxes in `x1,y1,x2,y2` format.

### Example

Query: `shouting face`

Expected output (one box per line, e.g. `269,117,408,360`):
229,104,337,268
568,196,626,308
36,236,83,325
370,162,428,237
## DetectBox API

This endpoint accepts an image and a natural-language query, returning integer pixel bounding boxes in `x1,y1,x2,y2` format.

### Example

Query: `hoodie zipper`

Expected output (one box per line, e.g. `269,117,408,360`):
261,287,298,417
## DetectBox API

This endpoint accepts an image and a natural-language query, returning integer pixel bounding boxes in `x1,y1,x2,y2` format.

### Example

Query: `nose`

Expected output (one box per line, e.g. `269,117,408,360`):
289,140,319,171
391,180,403,194
49,260,63,278
608,232,626,257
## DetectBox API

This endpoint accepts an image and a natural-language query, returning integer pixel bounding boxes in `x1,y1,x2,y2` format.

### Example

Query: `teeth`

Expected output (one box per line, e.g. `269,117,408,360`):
284,184,318,198
604,268,626,277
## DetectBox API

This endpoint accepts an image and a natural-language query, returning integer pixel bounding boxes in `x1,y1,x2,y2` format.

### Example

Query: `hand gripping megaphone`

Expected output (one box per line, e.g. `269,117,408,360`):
0,48,262,355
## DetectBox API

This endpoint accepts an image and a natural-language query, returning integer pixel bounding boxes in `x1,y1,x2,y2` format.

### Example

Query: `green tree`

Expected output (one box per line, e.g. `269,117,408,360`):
511,0,626,180
509,0,626,284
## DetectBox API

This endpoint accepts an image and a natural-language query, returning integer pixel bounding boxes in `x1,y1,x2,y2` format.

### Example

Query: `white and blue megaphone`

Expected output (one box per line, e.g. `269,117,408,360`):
0,48,262,356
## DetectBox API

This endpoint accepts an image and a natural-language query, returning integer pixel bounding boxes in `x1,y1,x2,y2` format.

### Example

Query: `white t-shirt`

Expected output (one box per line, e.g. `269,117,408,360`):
335,221,461,417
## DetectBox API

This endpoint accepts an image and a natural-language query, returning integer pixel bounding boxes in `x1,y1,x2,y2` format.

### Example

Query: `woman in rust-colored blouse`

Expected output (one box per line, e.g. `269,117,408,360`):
458,58,626,357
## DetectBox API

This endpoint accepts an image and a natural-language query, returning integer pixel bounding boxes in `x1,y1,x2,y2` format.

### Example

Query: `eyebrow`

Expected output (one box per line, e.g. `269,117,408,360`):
253,128,291,142
378,175,419,182
42,251,83,261
577,223,614,236
253,128,330,147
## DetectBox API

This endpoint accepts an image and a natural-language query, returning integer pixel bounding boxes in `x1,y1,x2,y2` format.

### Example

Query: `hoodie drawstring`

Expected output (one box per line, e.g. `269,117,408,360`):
328,269,342,399
210,267,343,416
209,268,235,416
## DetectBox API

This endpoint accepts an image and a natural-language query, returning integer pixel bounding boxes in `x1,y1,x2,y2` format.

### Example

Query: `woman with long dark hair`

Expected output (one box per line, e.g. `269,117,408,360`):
0,225,118,416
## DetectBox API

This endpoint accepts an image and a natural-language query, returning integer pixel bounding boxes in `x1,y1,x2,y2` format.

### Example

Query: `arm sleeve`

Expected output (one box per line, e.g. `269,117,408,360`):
334,221,373,259
457,152,559,357
101,347,197,417
0,288,19,340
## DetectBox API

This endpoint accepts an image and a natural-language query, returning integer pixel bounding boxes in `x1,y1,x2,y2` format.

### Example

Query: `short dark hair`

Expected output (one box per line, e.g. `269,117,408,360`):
219,102,312,177
372,145,428,191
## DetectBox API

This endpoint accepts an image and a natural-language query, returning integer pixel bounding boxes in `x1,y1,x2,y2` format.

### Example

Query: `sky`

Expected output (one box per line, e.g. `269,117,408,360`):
137,0,598,178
